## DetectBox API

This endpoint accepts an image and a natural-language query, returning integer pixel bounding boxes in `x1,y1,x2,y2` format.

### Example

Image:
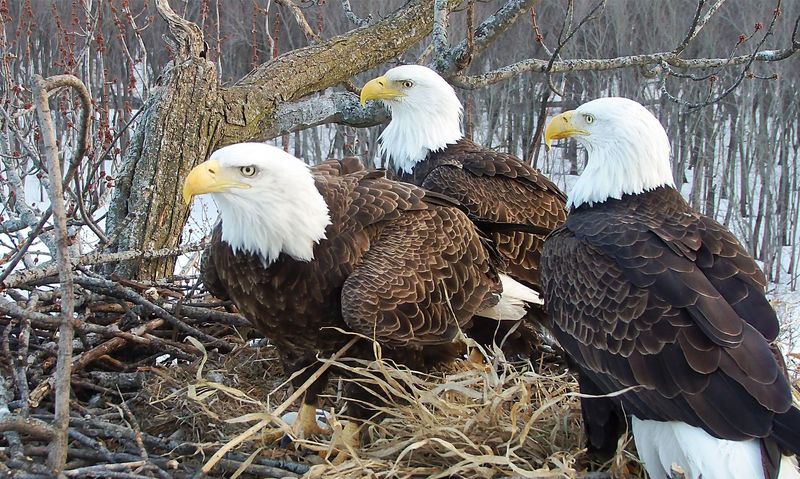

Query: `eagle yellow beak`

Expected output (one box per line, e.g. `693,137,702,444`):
544,111,589,150
182,159,250,205
360,75,404,106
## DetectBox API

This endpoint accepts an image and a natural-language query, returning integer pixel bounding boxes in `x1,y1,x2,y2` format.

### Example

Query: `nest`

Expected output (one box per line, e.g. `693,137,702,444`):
138,338,643,478
4,271,794,478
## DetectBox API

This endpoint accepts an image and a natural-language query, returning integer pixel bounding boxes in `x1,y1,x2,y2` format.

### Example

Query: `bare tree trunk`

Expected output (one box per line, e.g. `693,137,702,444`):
106,0,459,280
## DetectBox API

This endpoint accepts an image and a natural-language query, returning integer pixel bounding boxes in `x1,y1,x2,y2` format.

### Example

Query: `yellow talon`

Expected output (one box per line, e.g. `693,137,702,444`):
292,402,332,439
324,421,361,465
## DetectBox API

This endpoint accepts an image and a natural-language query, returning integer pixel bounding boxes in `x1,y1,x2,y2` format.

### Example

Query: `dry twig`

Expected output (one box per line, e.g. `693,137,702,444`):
32,73,91,474
275,0,321,44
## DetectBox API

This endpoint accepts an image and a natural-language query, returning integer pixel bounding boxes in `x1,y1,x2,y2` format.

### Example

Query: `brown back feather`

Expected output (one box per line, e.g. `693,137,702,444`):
389,138,567,292
542,187,797,456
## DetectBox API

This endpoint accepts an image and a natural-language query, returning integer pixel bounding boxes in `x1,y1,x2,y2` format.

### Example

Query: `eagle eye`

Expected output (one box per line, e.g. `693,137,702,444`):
240,166,257,177
583,114,595,124
400,80,414,88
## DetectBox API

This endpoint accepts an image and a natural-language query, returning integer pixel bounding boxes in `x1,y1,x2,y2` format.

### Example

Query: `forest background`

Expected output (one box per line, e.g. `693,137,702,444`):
0,1,799,476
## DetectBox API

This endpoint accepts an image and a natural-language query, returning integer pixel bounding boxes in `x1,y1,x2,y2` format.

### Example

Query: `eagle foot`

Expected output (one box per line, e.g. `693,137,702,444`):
323,421,361,465
291,403,332,439
261,403,332,448
461,347,491,372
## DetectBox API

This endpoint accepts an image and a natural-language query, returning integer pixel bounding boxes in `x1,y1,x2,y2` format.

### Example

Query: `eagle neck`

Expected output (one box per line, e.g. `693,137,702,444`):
215,175,331,266
568,130,674,209
379,101,463,174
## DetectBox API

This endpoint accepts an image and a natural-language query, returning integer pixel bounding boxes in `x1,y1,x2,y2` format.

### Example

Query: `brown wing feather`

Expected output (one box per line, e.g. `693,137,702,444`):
311,156,365,176
341,205,500,346
200,239,228,301
392,139,567,291
542,187,796,449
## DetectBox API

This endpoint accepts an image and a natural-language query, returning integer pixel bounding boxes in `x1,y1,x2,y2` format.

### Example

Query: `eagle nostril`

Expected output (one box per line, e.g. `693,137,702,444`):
207,168,216,175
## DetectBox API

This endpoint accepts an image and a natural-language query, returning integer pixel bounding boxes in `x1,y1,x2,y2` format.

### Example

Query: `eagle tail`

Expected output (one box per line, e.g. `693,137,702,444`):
479,274,542,322
779,455,800,479
773,406,800,456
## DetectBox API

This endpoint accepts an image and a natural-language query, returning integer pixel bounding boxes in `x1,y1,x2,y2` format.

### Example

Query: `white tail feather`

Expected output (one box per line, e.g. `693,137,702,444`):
479,274,542,321
781,455,800,479
631,417,800,479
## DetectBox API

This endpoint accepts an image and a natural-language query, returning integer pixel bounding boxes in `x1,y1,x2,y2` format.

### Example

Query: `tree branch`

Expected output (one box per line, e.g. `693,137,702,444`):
459,0,476,71
263,91,389,140
155,0,204,59
275,0,320,44
1,243,205,290
441,0,540,76
672,0,728,56
451,45,800,89
0,416,55,439
432,0,451,72
32,73,85,474
340,0,370,27
0,208,52,286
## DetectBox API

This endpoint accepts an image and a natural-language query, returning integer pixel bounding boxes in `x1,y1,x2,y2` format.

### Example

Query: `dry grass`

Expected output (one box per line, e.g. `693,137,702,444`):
137,340,643,478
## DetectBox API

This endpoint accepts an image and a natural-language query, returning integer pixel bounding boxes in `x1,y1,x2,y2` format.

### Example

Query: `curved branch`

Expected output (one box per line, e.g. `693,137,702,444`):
37,76,107,248
32,73,78,474
265,91,389,139
39,75,93,177
155,0,204,58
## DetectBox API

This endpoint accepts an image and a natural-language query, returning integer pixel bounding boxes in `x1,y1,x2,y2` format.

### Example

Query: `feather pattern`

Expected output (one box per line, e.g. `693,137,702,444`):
390,138,567,293
541,186,800,477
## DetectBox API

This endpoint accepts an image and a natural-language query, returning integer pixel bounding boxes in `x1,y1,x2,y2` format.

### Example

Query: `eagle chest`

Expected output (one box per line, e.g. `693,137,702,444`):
214,234,367,348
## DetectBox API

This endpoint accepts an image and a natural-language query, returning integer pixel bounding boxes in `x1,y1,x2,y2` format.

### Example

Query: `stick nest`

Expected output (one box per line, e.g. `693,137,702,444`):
2,273,722,478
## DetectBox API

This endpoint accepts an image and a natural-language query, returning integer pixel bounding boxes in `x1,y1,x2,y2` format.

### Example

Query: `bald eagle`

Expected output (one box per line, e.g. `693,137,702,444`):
360,64,567,353
183,143,540,458
542,97,800,479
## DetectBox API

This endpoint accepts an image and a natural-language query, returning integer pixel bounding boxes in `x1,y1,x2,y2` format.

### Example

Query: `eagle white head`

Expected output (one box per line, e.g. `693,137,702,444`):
182,143,331,265
544,97,675,209
360,64,463,173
